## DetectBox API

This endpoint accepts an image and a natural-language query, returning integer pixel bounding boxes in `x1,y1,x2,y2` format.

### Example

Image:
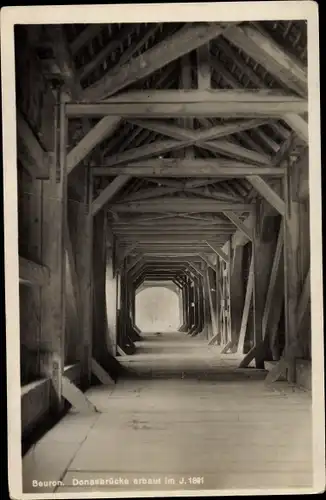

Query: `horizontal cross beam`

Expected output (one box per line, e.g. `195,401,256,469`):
66,89,307,118
94,161,284,178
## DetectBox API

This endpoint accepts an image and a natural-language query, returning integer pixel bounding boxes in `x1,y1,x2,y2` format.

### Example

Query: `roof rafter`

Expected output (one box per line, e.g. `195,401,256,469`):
81,22,238,101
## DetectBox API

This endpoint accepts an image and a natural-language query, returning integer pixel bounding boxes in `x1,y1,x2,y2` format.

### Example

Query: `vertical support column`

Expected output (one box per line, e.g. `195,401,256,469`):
252,203,279,368
188,279,195,334
206,267,217,341
185,276,192,333
105,244,118,354
283,161,301,382
201,263,209,339
215,256,221,344
226,242,232,345
80,171,93,387
179,279,188,332
41,89,68,411
197,277,204,334
230,245,244,351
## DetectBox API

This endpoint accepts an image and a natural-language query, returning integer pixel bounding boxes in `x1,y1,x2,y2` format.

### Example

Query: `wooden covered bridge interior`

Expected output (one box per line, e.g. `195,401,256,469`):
16,20,313,493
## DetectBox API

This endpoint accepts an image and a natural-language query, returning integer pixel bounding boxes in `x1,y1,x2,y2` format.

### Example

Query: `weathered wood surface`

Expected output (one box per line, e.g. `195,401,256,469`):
67,116,122,174
61,376,98,413
39,95,67,410
247,176,285,215
223,24,307,97
92,175,131,216
67,98,307,119
237,255,254,354
19,257,50,286
93,163,284,178
91,358,115,386
81,23,236,101
16,111,50,179
22,334,313,494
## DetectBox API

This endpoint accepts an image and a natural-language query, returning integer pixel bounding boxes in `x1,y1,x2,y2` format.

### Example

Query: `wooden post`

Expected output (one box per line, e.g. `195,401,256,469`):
206,267,218,341
80,171,93,386
237,255,254,354
215,256,221,343
252,202,278,368
230,245,244,350
283,161,301,382
41,89,68,412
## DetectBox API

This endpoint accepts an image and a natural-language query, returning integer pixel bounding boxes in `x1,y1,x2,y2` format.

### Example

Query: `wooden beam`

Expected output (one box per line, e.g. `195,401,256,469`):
16,110,50,179
40,93,68,410
117,243,138,268
130,118,271,165
210,40,290,146
237,255,254,353
262,224,284,338
67,90,307,118
70,25,104,54
45,26,83,99
199,254,216,271
91,358,115,385
103,139,186,167
145,178,186,189
67,116,122,174
83,89,305,105
205,241,229,263
94,160,285,178
283,114,308,144
62,376,98,413
92,175,131,216
297,269,310,330
117,25,161,67
203,140,271,165
223,24,307,97
246,176,285,215
197,43,211,89
223,212,253,240
110,199,252,213
79,26,135,81
283,168,301,382
81,23,235,101
117,187,182,203
19,257,50,286
131,117,271,143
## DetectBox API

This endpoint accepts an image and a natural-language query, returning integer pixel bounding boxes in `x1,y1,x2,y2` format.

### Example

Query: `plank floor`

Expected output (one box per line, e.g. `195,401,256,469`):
23,332,313,495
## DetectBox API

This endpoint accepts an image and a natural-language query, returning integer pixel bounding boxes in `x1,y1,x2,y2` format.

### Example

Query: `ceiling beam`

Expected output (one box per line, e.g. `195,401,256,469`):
205,241,229,262
66,89,307,118
81,23,235,101
129,118,271,165
67,116,122,174
116,186,182,203
222,24,308,143
92,175,131,216
282,114,308,144
223,24,307,97
70,25,104,54
109,199,252,213
131,117,270,142
79,25,136,81
246,175,285,216
223,211,253,241
93,159,285,178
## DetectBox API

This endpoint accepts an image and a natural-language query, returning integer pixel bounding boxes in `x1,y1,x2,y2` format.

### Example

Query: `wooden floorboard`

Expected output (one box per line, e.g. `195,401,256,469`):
23,332,313,495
